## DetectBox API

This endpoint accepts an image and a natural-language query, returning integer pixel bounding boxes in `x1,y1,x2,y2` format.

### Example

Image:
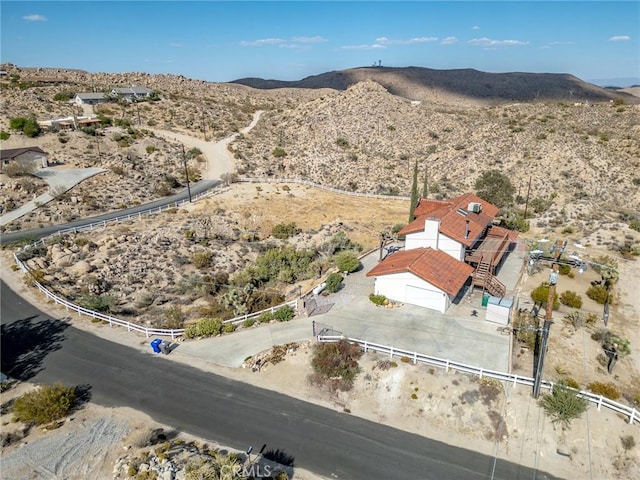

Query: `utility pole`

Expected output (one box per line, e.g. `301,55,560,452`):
201,110,207,141
533,263,558,398
523,175,532,219
182,144,192,202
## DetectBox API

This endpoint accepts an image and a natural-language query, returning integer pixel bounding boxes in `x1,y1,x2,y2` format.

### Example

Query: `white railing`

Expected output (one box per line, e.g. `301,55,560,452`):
12,252,297,340
238,177,410,201
318,335,639,426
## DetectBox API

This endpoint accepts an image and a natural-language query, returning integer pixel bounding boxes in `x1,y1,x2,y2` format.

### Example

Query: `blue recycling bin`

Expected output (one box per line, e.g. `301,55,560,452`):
150,338,162,354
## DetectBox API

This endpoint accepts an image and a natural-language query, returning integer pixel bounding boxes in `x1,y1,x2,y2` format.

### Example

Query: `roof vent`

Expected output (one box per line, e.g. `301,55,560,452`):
468,202,482,213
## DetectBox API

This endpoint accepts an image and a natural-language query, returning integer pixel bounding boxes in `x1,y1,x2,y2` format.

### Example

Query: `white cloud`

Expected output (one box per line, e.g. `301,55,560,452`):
375,36,437,45
608,35,630,42
279,44,309,50
23,14,47,22
240,38,284,47
290,36,327,44
468,37,528,47
441,36,458,45
549,41,575,45
472,26,480,30
340,43,386,50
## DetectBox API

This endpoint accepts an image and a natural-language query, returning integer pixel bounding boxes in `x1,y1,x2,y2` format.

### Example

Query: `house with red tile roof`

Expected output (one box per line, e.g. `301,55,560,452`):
366,193,517,311
366,248,474,313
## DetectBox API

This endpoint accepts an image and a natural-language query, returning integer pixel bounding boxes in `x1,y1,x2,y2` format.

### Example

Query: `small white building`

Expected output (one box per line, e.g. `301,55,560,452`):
74,92,108,106
110,86,154,101
0,147,48,172
366,247,474,313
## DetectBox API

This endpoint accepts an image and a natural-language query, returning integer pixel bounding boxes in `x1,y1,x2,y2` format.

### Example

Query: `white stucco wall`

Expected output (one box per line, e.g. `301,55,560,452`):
405,218,465,261
374,271,450,313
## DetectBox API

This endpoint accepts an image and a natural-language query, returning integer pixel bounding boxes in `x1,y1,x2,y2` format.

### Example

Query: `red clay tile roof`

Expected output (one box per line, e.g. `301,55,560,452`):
398,193,501,247
366,247,474,297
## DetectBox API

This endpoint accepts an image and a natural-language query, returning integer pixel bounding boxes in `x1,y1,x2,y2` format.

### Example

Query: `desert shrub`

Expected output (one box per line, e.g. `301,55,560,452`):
369,294,387,306
335,251,360,273
191,250,213,269
0,131,10,140
12,383,77,425
273,305,295,322
272,222,300,239
335,137,349,148
560,291,582,308
621,435,636,451
311,340,363,390
558,264,571,275
53,91,74,101
499,208,530,232
562,377,580,390
375,359,397,370
563,311,588,329
325,273,343,293
586,285,613,304
222,322,236,334
320,232,363,256
272,147,286,158
183,317,223,338
241,246,317,286
530,282,559,309
163,305,186,329
587,381,621,400
3,159,38,178
629,220,640,233
512,310,538,349
539,381,588,428
258,311,274,323
400,356,411,363
78,293,116,313
591,329,631,357
243,318,256,328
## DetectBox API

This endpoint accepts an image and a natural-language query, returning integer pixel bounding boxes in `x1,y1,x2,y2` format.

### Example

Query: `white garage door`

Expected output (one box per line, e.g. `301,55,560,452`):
405,285,444,311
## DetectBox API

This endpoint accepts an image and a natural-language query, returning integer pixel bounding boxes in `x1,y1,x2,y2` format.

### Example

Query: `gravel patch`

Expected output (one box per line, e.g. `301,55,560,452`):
1,416,129,480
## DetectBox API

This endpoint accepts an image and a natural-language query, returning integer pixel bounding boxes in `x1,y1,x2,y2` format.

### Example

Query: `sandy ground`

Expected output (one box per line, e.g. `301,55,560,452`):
1,250,639,480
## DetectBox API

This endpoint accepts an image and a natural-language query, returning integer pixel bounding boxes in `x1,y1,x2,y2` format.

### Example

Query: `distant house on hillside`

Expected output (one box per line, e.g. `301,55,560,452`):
0,147,48,172
110,86,154,101
73,92,108,106
367,193,517,312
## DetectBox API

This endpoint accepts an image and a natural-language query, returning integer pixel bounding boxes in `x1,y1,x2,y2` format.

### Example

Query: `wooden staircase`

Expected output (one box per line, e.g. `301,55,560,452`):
472,257,507,298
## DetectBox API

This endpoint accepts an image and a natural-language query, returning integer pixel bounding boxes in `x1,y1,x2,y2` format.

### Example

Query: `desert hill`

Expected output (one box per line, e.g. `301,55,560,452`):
1,63,639,259
231,66,638,105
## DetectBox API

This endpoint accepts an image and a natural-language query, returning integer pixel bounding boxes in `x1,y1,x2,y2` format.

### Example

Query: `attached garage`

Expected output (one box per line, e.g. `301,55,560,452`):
367,247,474,313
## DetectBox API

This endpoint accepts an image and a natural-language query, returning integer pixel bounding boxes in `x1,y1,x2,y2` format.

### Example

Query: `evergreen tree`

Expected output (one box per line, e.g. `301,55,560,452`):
409,160,419,223
422,162,429,198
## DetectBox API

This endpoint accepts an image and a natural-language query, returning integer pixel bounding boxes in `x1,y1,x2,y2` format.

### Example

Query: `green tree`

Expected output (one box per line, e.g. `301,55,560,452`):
475,170,515,208
409,160,419,222
422,162,429,198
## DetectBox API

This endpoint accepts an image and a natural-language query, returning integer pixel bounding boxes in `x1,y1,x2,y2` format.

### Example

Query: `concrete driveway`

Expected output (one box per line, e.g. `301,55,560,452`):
177,248,515,372
0,166,106,226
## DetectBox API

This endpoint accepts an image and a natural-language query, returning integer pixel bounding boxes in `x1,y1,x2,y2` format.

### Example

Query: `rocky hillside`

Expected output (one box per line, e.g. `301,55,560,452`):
232,66,639,105
1,64,639,250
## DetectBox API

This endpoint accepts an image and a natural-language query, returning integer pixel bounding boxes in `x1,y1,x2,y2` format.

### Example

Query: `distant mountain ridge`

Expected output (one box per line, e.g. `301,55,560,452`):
231,66,639,105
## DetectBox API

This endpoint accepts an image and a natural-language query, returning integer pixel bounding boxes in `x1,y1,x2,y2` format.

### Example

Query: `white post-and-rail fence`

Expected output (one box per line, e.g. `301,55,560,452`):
12,251,297,340
317,335,640,426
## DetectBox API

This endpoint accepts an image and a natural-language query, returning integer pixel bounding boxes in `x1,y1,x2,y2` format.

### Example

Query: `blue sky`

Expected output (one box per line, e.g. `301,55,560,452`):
2,1,639,85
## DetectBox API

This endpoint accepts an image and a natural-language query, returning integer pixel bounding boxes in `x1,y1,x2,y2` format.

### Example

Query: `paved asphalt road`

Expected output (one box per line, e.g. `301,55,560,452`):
0,281,558,480
0,179,219,245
